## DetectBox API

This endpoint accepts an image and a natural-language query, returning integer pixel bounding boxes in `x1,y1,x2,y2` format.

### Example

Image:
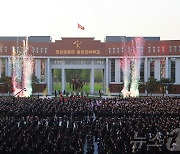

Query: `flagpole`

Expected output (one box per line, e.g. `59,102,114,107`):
77,22,79,38
77,23,85,37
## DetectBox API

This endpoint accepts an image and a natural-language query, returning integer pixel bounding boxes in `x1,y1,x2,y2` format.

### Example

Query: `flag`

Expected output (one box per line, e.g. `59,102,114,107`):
78,23,85,30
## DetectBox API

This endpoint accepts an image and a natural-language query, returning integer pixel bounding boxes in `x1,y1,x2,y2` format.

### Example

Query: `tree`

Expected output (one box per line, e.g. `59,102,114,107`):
94,69,102,84
0,76,12,93
139,81,146,95
32,75,40,84
146,77,158,96
158,78,172,96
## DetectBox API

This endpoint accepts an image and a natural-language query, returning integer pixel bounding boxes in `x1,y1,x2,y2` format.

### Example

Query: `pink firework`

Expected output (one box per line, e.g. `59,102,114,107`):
12,39,33,97
130,37,144,97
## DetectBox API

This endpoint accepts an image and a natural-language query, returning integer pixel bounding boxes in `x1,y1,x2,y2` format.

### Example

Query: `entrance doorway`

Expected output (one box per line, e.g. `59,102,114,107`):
52,69,104,93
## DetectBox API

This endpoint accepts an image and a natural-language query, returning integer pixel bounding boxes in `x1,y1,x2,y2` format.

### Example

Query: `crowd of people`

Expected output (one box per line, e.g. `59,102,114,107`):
0,96,179,153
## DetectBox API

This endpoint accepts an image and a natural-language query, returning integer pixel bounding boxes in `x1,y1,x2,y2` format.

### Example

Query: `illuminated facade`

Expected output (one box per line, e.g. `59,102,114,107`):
0,36,180,95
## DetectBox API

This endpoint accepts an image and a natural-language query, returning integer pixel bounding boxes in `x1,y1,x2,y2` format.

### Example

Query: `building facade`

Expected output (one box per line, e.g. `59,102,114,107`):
0,36,180,95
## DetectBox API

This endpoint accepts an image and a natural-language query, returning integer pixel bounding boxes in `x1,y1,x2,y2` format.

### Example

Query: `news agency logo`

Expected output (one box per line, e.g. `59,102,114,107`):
130,128,180,152
166,128,180,151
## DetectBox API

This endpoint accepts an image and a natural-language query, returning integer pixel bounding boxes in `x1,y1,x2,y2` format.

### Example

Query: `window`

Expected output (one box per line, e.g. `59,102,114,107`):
41,48,43,53
65,60,91,65
117,48,119,53
150,59,154,77
171,58,175,83
121,47,124,53
94,60,104,65
140,59,144,82
153,47,155,52
160,58,165,79
162,46,164,52
157,46,160,52
113,48,115,53
16,47,19,53
174,46,176,52
148,47,151,53
120,67,123,82
1,58,6,76
111,59,115,82
128,47,131,53
108,48,111,53
169,46,172,52
52,59,62,64
32,47,35,53
20,47,23,52
179,46,180,52
132,47,134,52
41,59,46,82
36,48,39,53
45,48,47,53
5,46,7,52
0,47,2,52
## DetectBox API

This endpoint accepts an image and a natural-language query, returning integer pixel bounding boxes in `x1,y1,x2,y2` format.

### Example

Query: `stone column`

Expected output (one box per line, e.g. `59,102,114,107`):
102,69,105,93
47,58,51,95
154,59,160,80
165,57,169,95
62,68,66,94
115,59,120,83
147,58,151,79
165,57,169,78
5,58,8,76
0,58,2,78
52,69,54,93
144,57,148,82
175,58,180,84
90,68,95,94
7,57,11,77
35,59,41,81
105,58,109,93
44,59,47,83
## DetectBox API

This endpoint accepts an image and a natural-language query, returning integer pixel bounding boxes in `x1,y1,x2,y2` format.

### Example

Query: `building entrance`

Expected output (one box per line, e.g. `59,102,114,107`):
52,69,104,94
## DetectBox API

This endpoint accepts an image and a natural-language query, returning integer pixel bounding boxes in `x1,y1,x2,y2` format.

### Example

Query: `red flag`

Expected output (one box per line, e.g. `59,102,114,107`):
78,23,85,30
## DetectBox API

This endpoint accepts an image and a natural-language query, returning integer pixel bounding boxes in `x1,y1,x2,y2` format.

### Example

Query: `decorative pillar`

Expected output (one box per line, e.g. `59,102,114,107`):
147,58,151,79
90,60,94,94
5,58,8,76
105,58,109,93
62,68,66,94
47,58,51,95
168,59,171,80
7,57,11,77
175,58,180,84
165,57,169,78
0,58,2,78
115,59,120,83
44,59,47,83
102,69,105,93
154,59,160,80
144,57,148,82
165,57,169,95
35,59,41,81
52,69,54,93
90,68,95,94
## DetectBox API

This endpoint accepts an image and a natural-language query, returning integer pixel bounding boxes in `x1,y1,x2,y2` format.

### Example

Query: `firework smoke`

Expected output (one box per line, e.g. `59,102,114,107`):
12,38,33,97
121,37,144,98
130,37,144,97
